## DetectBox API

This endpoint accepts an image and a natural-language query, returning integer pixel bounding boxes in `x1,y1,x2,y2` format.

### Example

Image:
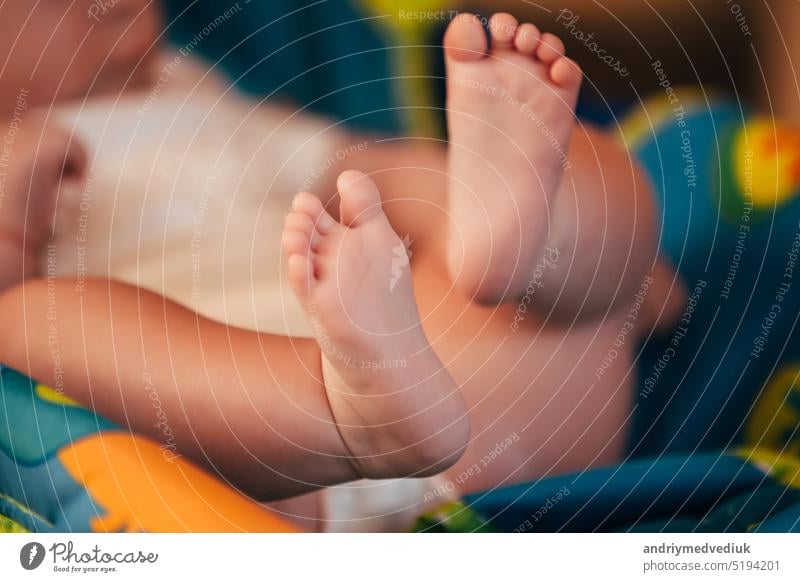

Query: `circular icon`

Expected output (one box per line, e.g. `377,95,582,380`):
20,542,46,571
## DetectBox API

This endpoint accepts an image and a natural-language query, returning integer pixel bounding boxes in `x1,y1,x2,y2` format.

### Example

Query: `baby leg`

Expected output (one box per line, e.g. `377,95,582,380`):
0,173,468,500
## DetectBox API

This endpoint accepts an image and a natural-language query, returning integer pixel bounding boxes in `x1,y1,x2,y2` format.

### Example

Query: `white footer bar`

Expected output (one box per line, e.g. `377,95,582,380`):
1,534,797,581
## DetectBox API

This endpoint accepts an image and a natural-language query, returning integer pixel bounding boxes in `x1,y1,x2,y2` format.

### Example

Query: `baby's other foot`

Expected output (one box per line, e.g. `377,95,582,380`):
445,13,582,303
282,170,468,479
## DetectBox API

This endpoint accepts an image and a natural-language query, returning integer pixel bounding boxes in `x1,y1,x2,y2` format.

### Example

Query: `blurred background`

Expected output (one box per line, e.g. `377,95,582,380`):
161,0,799,134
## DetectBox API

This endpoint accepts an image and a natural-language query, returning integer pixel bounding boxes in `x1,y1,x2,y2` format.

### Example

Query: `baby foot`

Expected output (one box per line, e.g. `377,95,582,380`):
444,13,582,303
282,170,468,479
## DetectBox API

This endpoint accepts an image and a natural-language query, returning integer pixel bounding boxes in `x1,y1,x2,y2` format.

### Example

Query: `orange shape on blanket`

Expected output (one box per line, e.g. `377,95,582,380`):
57,433,298,533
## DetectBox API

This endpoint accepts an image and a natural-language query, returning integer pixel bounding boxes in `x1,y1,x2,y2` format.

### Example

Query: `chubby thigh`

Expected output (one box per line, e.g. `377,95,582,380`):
411,252,636,496
267,254,640,528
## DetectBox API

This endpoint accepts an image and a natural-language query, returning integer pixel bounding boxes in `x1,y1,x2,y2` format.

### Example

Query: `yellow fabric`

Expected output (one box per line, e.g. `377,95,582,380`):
736,447,800,489
357,0,456,136
739,363,800,490
745,365,800,455
35,384,82,408
0,513,29,533
733,119,800,209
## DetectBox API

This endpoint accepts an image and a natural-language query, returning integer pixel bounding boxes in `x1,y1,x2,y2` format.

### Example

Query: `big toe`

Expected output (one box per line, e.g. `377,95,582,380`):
337,170,385,227
444,13,487,62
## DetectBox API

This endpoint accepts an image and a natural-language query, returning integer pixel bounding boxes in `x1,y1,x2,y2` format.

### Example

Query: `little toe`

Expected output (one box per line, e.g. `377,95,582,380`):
292,192,336,233
489,13,518,51
287,253,316,302
536,33,566,65
337,170,386,227
286,211,325,249
444,13,488,62
550,57,583,89
281,227,311,258
514,23,541,55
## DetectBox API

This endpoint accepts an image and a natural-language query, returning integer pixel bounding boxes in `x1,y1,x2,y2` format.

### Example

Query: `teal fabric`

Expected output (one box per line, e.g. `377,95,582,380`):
464,454,767,532
0,445,103,533
162,0,408,133
756,505,800,532
463,455,799,533
630,101,800,456
0,367,115,532
0,367,115,466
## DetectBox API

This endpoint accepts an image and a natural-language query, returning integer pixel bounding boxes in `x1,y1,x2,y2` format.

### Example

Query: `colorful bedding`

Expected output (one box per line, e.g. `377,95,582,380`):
0,368,296,533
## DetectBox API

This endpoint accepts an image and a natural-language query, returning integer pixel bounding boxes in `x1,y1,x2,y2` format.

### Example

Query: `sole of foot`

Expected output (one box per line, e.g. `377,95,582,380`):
282,170,469,479
444,12,582,304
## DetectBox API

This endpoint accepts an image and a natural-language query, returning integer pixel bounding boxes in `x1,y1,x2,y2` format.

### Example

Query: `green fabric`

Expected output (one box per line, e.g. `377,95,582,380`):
413,501,493,533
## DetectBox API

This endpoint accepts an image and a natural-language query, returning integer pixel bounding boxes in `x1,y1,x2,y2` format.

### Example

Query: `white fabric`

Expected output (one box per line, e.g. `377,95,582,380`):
322,477,458,533
47,52,342,336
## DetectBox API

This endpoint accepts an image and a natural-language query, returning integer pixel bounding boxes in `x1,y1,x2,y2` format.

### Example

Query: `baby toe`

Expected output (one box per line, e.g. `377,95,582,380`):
550,57,583,89
337,170,386,227
444,13,488,62
287,253,316,302
536,33,566,64
489,13,518,50
292,192,335,233
514,23,541,55
286,211,324,250
281,227,311,258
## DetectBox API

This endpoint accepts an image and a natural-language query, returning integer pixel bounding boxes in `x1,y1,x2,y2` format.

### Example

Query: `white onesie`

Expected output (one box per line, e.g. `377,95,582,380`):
49,52,338,336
